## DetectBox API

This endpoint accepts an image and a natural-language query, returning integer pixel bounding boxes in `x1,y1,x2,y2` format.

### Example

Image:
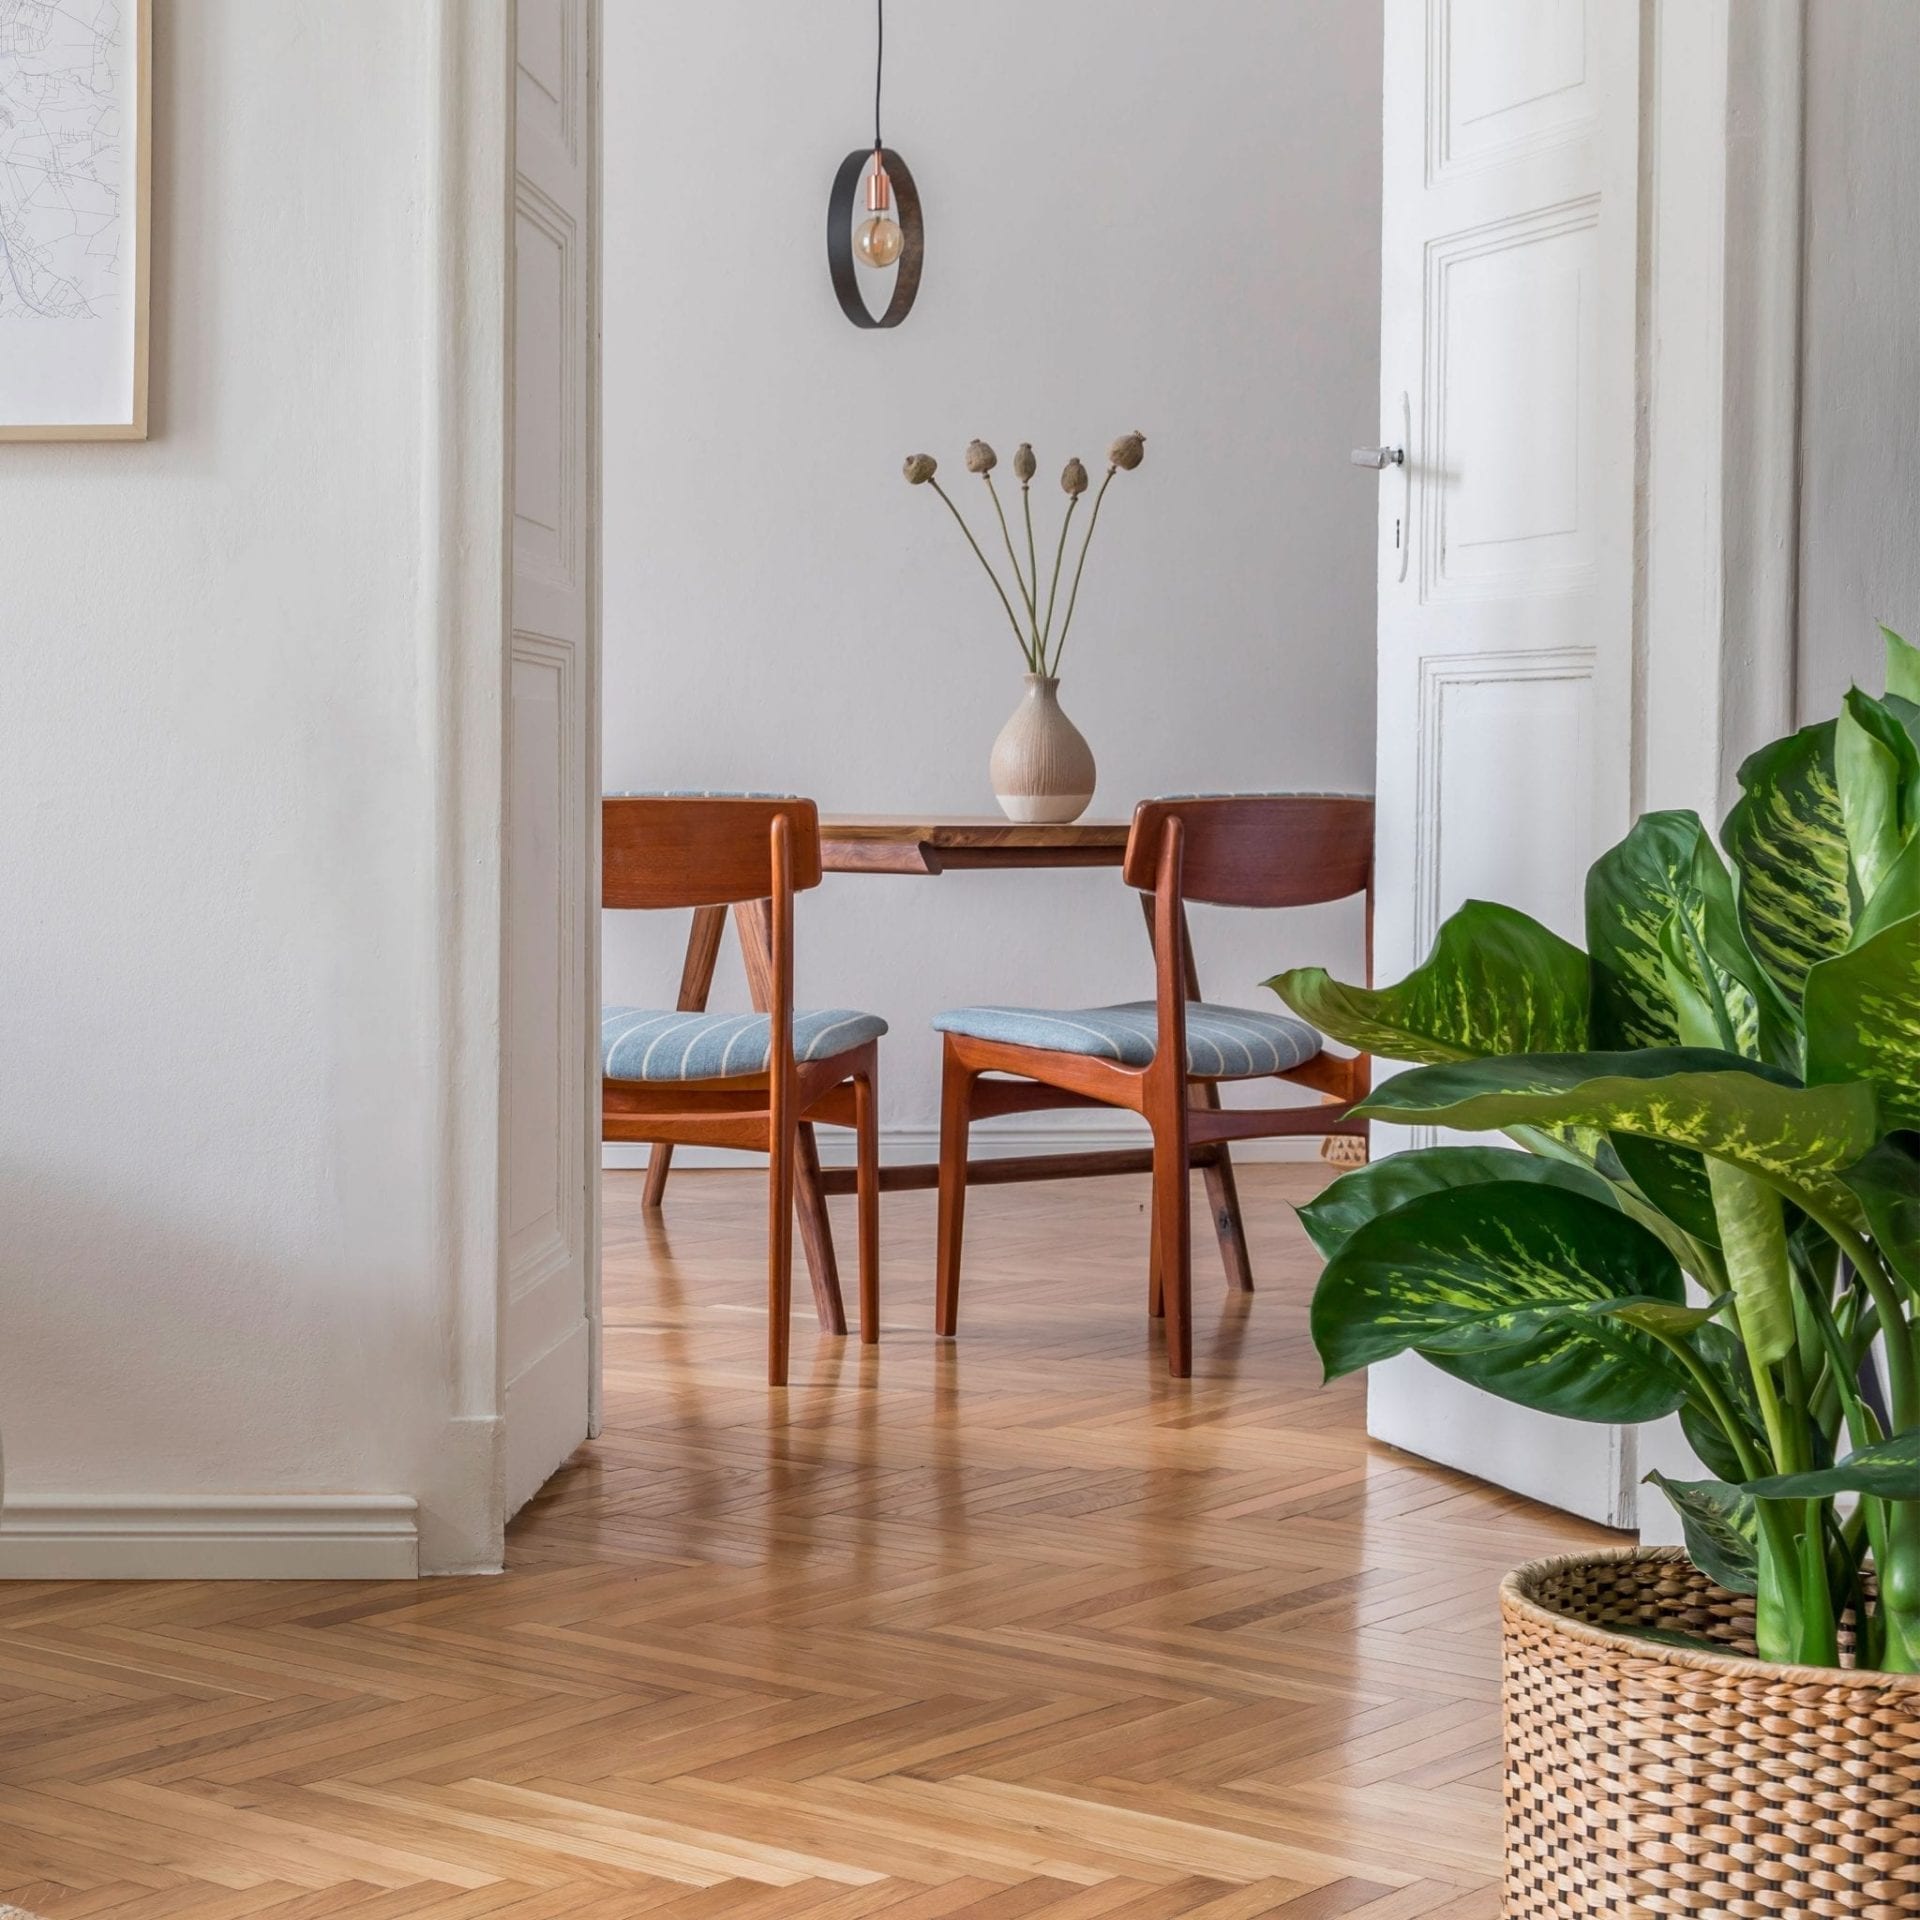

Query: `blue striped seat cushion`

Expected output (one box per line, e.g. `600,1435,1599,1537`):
603,1007,887,1082
931,1001,1322,1078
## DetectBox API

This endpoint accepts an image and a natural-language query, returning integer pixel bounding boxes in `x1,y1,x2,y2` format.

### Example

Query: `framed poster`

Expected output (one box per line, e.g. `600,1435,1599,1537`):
0,0,150,440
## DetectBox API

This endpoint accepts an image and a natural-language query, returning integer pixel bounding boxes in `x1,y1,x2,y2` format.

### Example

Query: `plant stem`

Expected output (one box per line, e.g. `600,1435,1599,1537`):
1022,484,1039,656
983,473,1039,665
1051,464,1116,674
927,477,1032,664
1651,1330,1766,1480
1041,494,1079,670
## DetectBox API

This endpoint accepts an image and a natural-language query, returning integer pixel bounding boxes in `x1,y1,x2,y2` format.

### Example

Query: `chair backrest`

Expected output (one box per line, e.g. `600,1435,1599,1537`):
603,795,823,909
1122,794,1373,909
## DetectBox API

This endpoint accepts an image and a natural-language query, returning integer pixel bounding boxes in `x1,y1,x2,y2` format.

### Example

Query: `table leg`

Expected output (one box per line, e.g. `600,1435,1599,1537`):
1139,895,1255,1293
732,898,848,1336
643,904,728,1209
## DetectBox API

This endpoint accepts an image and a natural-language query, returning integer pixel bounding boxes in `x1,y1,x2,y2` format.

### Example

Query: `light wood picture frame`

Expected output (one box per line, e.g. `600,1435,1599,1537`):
0,0,151,441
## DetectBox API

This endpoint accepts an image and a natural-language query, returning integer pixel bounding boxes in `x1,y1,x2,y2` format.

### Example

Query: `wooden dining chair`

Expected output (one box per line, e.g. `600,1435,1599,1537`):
931,794,1374,1377
602,795,885,1385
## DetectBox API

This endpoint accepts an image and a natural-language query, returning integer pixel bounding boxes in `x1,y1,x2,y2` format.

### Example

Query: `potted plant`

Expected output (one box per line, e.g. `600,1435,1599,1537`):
903,433,1145,823
1267,630,1920,1915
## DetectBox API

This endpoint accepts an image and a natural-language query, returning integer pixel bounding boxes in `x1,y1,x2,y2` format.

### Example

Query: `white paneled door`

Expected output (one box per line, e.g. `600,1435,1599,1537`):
503,0,599,1520
1363,0,1641,1524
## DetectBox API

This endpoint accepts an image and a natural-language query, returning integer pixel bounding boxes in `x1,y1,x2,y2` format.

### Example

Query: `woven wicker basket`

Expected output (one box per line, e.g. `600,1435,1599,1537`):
1502,1547,1920,1918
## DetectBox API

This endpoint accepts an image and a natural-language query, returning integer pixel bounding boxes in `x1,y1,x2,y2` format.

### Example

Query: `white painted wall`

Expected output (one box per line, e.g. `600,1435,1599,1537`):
601,1,1382,1146
1797,0,1920,715
0,2,512,1576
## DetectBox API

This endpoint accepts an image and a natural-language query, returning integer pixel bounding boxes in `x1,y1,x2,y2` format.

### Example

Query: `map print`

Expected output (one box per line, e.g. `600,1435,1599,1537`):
0,0,127,322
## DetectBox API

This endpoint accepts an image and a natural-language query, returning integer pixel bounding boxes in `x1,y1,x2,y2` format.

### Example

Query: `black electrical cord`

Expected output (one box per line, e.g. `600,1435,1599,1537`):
874,0,884,153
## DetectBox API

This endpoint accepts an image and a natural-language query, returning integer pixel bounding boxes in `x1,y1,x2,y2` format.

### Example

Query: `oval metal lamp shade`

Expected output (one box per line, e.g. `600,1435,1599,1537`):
827,147,923,329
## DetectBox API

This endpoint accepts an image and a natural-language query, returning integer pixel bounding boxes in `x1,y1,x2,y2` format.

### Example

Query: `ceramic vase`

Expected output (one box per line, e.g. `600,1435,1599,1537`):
989,674,1096,823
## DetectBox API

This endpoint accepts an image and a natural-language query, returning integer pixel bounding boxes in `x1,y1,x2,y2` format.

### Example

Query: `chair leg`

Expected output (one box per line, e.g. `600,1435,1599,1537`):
1151,1109,1192,1378
854,1066,880,1345
1148,1193,1165,1320
768,1114,796,1387
935,1043,976,1338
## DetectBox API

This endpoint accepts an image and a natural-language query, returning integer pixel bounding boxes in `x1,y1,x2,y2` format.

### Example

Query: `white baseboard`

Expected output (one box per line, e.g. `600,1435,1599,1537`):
604,1120,1325,1172
0,1493,420,1581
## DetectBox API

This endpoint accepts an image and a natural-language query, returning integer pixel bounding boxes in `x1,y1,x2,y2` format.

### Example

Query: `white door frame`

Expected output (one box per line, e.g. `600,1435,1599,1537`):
417,0,603,1576
1365,0,1807,1531
1634,0,1806,1533
1638,0,1804,822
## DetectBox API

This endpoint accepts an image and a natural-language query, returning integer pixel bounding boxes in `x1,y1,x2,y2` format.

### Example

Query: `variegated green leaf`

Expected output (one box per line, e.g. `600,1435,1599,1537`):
1722,721,1853,1008
1296,1146,1619,1262
1679,1324,1768,1484
1585,811,1768,1056
1887,626,1920,704
1311,1182,1689,1425
1856,828,1920,946
1266,900,1588,1065
1603,1133,1722,1248
1840,1139,1920,1291
1353,1050,1880,1223
1702,1158,1795,1367
1644,1472,1759,1595
1804,910,1920,1133
1741,1432,1920,1500
1595,911,1745,1248
1836,689,1920,907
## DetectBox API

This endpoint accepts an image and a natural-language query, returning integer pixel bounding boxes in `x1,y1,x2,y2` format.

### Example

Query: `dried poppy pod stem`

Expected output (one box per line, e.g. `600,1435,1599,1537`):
1041,459,1089,663
1014,444,1038,626
1053,436,1144,672
980,456,1039,656
909,455,1032,664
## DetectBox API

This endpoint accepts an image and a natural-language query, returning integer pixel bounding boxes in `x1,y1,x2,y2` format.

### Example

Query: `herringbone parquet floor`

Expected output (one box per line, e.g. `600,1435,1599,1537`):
0,1165,1617,1917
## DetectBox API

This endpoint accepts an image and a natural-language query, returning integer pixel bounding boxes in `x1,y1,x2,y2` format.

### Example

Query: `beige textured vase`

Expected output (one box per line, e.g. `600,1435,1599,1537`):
990,674,1096,823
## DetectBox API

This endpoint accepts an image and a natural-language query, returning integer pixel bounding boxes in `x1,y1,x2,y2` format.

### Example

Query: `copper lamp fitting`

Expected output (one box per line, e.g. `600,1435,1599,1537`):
866,154,892,213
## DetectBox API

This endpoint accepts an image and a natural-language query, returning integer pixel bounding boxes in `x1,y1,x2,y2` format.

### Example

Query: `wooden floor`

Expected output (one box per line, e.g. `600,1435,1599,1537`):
0,1164,1616,1918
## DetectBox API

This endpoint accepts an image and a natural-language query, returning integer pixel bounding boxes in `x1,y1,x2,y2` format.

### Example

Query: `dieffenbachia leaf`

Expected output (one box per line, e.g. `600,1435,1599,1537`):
1644,1472,1759,1594
1839,1138,1920,1291
1585,811,1772,1057
1855,827,1920,948
1643,919,1802,1363
1311,1182,1690,1424
1596,911,1746,1249
1803,910,1920,1133
1266,900,1588,1065
1887,626,1920,705
1351,1051,1880,1226
1703,1159,1796,1367
1740,1431,1920,1500
1836,688,1920,908
1722,720,1853,1008
1296,1146,1620,1262
1679,1324,1768,1484
1606,1133,1722,1248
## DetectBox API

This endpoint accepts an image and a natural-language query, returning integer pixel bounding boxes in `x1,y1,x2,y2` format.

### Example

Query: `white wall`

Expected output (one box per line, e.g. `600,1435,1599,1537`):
0,2,509,1576
601,1,1382,1145
1798,1,1920,715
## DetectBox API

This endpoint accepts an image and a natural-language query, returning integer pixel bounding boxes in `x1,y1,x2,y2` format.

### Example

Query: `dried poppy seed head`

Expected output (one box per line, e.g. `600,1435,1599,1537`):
903,453,937,485
1109,431,1146,472
1013,442,1036,484
965,439,998,474
1061,457,1089,497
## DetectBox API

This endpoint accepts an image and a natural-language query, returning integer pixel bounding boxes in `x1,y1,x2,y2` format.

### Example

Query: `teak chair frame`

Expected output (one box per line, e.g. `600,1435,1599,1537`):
602,796,879,1386
934,794,1374,1378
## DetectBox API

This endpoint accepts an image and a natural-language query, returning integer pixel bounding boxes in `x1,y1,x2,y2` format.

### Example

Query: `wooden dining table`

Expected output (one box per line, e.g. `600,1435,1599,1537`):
643,815,1255,1334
